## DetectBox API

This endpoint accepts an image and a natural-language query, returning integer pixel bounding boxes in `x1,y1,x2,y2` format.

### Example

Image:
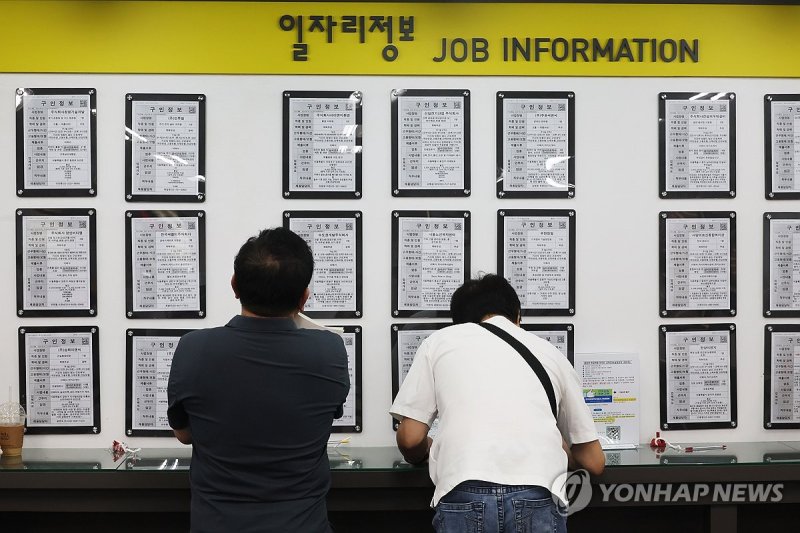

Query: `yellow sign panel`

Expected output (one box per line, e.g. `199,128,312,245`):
1,1,799,77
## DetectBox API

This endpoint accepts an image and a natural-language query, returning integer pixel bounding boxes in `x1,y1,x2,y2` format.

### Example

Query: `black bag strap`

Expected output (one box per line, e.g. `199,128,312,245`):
479,322,558,420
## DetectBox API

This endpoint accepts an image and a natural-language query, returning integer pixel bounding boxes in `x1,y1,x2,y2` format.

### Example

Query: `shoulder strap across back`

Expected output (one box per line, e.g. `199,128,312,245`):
479,322,558,420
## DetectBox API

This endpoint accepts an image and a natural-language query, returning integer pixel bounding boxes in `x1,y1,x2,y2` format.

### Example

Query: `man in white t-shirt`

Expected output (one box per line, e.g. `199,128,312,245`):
390,274,604,533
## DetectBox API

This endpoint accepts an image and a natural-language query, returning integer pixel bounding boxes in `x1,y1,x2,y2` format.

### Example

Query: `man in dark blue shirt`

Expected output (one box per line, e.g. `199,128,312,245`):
168,227,350,533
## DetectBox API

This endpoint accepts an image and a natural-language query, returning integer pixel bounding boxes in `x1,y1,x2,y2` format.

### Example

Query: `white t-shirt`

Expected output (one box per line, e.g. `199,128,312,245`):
389,315,597,506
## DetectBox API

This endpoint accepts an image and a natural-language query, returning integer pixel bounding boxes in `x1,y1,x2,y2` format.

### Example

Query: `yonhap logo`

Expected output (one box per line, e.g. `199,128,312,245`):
550,470,784,517
552,469,592,516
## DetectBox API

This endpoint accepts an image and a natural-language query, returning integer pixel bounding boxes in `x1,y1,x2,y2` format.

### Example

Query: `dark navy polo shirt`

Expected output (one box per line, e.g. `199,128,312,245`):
167,315,350,533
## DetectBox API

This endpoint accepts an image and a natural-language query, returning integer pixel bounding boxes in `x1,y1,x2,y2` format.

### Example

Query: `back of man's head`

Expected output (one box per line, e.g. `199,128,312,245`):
233,227,314,317
450,273,521,325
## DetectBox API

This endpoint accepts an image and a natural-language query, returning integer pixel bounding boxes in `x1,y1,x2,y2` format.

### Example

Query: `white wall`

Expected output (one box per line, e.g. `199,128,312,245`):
1,73,799,449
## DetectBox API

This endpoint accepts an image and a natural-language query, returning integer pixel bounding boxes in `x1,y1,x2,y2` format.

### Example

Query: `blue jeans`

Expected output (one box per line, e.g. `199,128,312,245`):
433,480,567,533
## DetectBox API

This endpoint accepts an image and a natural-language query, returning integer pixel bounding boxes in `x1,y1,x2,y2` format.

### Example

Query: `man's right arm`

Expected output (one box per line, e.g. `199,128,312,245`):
564,438,605,475
395,417,432,465
389,339,437,463
556,358,606,475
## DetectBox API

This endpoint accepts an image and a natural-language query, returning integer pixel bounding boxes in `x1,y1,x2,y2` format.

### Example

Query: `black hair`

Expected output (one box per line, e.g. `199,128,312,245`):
450,273,521,325
233,227,314,317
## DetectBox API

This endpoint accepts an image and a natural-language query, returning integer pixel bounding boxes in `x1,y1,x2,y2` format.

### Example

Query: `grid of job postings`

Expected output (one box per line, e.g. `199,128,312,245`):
17,86,800,438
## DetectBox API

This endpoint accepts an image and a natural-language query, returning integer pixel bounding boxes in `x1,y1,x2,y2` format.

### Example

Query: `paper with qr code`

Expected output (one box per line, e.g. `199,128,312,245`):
574,352,639,450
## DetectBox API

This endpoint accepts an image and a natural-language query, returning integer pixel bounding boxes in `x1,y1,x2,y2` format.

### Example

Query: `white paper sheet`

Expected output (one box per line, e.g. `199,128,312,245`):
574,352,639,449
